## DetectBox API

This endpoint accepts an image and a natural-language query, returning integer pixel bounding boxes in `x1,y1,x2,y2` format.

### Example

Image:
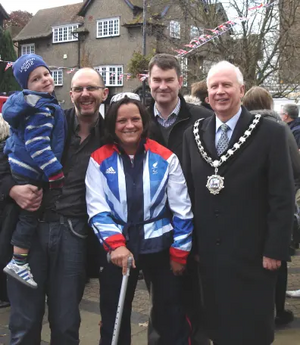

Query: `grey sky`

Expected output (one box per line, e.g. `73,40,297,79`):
1,0,83,15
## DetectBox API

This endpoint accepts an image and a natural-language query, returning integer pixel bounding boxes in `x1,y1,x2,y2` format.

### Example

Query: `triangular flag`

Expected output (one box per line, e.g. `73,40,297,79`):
5,62,13,71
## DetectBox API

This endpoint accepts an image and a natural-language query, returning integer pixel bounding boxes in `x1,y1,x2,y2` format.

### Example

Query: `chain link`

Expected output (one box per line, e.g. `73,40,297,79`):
193,114,261,169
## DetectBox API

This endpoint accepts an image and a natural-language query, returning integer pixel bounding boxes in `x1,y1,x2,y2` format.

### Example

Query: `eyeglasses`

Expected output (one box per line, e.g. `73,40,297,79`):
70,86,105,93
110,92,141,104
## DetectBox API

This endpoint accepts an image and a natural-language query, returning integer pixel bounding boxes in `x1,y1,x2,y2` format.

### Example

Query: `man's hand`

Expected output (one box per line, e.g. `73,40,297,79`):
263,256,281,271
170,260,186,276
110,246,136,275
9,184,43,211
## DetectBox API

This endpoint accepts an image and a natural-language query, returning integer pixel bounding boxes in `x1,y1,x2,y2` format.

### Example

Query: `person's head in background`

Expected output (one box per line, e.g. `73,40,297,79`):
191,79,212,110
0,114,10,142
242,86,273,111
280,104,299,124
13,54,54,94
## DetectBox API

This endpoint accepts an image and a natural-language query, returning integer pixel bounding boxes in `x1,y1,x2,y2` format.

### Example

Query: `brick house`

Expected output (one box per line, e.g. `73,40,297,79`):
13,0,224,108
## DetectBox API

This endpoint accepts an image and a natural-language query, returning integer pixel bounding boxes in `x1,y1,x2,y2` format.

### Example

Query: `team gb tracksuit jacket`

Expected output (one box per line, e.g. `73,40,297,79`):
86,138,193,264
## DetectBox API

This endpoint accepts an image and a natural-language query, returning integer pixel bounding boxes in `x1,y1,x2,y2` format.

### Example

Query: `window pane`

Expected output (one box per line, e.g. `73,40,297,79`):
109,67,115,85
96,66,122,86
117,66,123,85
98,18,119,38
51,69,63,86
53,25,78,42
54,29,58,42
99,22,102,36
21,44,35,55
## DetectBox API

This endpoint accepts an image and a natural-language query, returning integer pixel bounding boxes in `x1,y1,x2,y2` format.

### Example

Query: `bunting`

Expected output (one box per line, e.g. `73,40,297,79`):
4,62,13,71
174,1,276,58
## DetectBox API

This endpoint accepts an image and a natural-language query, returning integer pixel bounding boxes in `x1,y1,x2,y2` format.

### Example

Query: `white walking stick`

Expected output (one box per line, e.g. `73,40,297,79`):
107,254,133,345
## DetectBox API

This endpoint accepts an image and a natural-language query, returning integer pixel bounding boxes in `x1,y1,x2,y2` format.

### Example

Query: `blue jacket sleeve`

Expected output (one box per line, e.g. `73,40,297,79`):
24,107,63,179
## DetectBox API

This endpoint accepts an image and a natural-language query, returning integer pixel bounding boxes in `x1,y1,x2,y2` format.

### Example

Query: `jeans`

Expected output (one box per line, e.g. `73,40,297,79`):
11,209,39,249
8,216,87,345
10,172,40,250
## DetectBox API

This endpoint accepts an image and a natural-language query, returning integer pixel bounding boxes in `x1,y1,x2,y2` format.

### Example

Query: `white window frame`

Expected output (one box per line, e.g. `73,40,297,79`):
52,24,79,43
97,17,120,38
21,43,35,55
51,69,63,86
95,65,123,87
170,20,180,39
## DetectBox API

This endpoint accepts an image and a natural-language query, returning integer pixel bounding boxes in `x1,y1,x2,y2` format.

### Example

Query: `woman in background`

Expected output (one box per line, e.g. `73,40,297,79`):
243,86,300,326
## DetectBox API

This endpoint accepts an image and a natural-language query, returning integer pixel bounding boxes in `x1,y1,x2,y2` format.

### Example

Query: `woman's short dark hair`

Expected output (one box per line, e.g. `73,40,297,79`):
243,86,274,111
104,97,150,144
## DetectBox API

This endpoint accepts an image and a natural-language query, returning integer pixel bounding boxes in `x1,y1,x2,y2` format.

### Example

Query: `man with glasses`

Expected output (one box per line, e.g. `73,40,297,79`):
2,67,108,344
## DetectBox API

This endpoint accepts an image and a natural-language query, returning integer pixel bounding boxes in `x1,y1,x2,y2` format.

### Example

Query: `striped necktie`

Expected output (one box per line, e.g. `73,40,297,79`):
216,123,229,156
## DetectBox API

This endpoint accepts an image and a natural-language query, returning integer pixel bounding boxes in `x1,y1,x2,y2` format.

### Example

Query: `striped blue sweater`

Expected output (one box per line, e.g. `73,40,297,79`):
3,90,66,182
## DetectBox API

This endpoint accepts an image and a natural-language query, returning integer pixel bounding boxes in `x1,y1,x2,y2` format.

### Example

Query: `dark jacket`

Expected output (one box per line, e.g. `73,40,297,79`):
288,117,300,148
0,107,106,276
0,141,18,266
250,109,300,189
182,107,294,345
148,94,212,162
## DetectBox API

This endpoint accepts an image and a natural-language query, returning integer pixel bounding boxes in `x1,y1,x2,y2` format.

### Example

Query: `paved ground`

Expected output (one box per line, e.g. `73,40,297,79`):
1,252,300,344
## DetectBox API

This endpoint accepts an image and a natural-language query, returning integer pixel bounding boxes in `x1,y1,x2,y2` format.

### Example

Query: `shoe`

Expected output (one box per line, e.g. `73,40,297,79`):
3,260,37,289
275,310,294,326
0,300,10,308
286,289,300,298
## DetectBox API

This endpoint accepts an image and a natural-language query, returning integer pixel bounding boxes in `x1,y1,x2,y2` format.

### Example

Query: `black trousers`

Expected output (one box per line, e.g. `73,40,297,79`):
148,257,209,345
275,261,288,314
182,258,210,345
99,250,189,345
0,269,8,302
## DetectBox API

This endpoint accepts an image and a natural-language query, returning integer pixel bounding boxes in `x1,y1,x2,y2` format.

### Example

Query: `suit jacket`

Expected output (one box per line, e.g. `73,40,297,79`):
182,106,294,345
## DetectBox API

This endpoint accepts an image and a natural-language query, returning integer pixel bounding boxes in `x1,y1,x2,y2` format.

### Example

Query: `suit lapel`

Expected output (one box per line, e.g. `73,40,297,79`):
200,115,218,159
228,107,253,148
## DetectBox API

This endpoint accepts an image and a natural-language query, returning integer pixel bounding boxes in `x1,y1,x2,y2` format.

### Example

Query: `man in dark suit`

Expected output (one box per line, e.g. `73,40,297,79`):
147,53,212,345
182,61,294,345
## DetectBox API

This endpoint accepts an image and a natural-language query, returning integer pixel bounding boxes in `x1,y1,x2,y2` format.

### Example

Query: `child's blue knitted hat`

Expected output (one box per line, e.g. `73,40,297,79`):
13,54,50,89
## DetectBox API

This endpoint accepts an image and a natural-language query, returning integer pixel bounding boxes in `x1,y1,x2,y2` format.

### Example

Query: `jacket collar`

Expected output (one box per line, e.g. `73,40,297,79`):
149,94,191,121
200,106,254,159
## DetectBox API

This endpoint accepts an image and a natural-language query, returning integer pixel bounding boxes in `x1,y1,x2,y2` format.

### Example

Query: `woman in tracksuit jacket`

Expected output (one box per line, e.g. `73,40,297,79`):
85,94,193,345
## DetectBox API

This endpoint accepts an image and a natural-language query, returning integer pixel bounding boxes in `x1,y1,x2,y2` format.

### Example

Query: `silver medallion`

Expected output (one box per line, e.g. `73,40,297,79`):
193,114,261,196
206,174,224,195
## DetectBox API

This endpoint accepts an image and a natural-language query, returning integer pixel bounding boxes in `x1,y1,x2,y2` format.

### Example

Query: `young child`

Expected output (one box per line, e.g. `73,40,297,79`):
2,54,66,288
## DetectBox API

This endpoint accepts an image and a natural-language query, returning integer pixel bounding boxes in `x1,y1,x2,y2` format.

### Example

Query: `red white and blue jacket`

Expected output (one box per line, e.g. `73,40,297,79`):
86,138,193,264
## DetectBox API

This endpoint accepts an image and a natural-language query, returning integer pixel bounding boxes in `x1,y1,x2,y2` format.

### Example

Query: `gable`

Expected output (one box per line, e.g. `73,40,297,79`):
14,3,84,42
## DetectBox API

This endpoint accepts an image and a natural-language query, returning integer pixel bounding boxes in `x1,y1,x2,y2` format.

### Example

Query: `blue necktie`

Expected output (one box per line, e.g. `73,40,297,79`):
216,124,229,156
